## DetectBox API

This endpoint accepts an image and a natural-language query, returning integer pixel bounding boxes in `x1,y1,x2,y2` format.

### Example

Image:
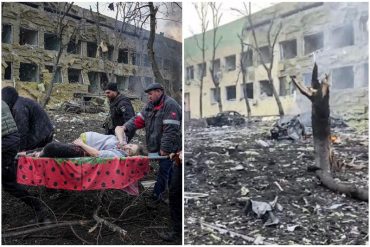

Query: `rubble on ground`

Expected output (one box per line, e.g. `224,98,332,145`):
184,118,368,245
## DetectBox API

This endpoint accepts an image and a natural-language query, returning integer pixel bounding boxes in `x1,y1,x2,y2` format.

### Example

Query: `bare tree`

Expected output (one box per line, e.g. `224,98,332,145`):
290,63,368,201
209,2,223,113
235,3,284,116
42,2,78,107
237,33,252,118
147,2,165,85
192,2,209,118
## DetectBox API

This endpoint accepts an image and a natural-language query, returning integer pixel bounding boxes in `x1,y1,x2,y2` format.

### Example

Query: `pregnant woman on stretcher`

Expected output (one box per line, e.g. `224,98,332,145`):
19,126,146,158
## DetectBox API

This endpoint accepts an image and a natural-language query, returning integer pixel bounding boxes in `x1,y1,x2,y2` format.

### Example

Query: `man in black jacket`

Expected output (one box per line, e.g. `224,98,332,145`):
124,83,182,200
2,87,54,151
2,100,49,223
103,83,135,140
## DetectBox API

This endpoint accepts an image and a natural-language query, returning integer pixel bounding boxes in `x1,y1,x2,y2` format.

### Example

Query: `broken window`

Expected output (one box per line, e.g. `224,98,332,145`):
279,76,295,96
304,32,323,54
259,80,273,97
45,65,62,83
136,53,141,66
197,62,206,79
19,63,38,82
332,66,354,89
225,55,236,71
88,71,100,93
303,73,312,86
186,66,194,80
118,49,129,64
241,82,254,99
258,46,270,64
331,24,354,49
19,27,38,46
116,75,129,91
100,73,108,89
107,46,114,61
131,52,137,65
68,68,82,83
67,40,81,54
4,62,12,80
163,59,170,70
226,85,236,101
2,24,12,44
142,54,150,67
44,33,59,51
241,50,253,67
210,88,217,104
87,42,97,58
363,63,369,87
280,39,297,60
144,77,152,86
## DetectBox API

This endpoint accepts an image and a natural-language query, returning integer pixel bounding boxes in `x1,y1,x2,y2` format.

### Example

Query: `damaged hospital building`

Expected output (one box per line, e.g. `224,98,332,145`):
2,2,181,100
185,2,368,119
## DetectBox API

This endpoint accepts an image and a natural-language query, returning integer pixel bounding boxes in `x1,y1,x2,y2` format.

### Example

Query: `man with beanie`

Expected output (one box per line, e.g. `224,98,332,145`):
2,100,49,223
124,83,182,203
2,86,54,151
103,82,135,141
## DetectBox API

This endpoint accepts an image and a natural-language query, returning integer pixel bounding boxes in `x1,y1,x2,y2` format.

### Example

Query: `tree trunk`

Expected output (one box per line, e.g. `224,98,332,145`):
148,2,169,93
291,63,368,201
41,46,63,108
216,85,222,112
199,76,203,118
268,72,284,116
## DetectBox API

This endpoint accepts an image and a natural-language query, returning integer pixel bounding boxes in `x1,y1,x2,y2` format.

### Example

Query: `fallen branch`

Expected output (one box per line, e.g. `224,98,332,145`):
93,206,127,237
200,221,273,244
70,225,93,244
2,220,93,238
316,170,368,201
184,192,209,198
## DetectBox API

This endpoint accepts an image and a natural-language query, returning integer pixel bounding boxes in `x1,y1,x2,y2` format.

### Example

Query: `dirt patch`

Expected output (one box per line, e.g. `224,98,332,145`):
184,119,368,245
2,110,180,245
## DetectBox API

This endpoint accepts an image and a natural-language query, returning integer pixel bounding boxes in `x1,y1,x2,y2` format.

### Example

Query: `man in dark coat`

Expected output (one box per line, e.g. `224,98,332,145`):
2,86,54,151
124,83,182,200
2,100,49,223
103,83,135,140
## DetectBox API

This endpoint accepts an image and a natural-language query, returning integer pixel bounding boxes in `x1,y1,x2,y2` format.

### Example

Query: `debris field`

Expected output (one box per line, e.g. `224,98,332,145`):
184,118,368,245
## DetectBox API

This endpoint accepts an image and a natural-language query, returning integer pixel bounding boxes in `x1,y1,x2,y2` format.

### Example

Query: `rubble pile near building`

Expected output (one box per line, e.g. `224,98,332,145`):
184,120,368,245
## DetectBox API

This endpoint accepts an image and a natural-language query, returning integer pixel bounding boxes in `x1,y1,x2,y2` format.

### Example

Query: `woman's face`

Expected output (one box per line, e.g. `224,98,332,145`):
121,144,139,156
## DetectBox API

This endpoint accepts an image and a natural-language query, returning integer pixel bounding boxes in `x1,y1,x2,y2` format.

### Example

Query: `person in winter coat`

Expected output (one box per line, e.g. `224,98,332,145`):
124,83,182,202
2,86,54,151
2,100,49,223
103,83,135,140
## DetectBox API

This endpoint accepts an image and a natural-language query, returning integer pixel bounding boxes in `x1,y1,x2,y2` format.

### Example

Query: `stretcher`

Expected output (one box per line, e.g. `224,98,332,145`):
16,154,169,194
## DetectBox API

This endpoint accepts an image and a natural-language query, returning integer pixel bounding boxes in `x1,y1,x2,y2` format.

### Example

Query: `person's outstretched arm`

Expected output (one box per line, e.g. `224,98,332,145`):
115,126,127,146
73,138,100,157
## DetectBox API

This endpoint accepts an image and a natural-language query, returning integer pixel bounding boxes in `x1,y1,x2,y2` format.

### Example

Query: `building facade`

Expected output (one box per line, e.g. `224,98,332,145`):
184,2,368,119
2,2,182,100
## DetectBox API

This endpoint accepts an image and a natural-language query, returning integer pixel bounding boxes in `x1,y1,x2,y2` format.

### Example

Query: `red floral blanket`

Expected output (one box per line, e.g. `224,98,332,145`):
17,156,150,194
